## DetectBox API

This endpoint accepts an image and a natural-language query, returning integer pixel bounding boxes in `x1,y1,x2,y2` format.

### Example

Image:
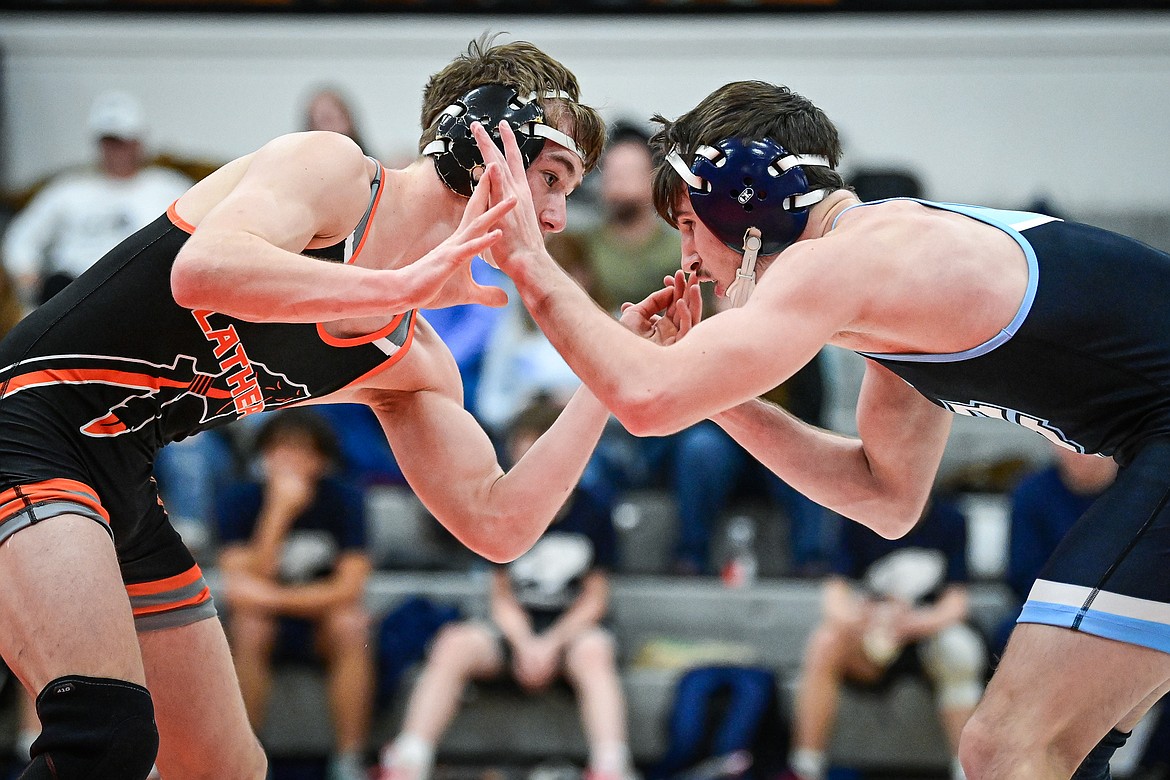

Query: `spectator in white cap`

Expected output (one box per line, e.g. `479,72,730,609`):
2,90,192,305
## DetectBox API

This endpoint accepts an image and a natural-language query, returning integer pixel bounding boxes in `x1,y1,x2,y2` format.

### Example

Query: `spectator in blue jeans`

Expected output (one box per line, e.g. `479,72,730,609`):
634,350,831,577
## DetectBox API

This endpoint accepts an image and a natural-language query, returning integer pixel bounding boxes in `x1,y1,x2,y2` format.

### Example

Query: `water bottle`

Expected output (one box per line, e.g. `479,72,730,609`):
721,515,758,588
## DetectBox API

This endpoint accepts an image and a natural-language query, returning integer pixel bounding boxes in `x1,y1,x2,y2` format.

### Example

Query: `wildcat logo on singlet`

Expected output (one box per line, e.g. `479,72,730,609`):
0,312,311,438
938,398,1087,453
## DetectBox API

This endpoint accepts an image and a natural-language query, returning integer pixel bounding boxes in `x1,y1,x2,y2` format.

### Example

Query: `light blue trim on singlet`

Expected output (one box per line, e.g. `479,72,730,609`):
1019,601,1170,655
836,197,1053,364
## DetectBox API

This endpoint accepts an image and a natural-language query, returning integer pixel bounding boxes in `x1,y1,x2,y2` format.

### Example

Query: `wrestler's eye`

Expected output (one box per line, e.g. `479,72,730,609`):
542,171,559,188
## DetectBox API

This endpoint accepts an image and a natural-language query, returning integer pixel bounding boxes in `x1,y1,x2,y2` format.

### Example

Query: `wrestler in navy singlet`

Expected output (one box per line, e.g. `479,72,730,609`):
840,198,1170,653
0,158,414,629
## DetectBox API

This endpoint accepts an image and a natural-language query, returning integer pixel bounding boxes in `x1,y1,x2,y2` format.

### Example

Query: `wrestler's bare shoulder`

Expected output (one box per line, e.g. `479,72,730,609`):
174,132,373,230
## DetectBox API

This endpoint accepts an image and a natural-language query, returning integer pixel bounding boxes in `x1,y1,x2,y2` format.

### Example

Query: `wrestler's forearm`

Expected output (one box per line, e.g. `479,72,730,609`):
172,236,423,323
712,398,917,536
510,253,665,417
488,386,611,544
385,384,611,563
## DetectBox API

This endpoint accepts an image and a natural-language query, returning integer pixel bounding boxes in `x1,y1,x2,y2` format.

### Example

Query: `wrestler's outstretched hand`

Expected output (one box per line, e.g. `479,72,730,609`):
619,270,704,346
468,120,547,273
406,162,515,310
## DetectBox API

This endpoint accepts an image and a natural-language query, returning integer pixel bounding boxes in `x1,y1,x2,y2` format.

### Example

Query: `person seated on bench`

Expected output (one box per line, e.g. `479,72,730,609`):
217,409,374,780
376,398,632,780
788,492,986,780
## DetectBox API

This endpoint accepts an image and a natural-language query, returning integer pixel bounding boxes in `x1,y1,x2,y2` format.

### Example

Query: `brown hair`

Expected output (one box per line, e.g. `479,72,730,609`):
419,33,606,174
649,80,847,228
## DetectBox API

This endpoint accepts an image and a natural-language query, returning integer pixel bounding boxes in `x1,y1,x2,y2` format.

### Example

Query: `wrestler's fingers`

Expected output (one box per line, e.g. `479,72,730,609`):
686,277,704,321
496,121,530,179
470,122,509,175
677,295,694,337
452,229,503,260
629,285,677,316
464,191,518,235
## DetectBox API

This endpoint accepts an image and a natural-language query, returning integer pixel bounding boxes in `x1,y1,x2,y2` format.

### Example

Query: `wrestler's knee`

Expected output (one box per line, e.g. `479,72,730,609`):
21,676,158,780
959,705,1062,780
165,731,268,780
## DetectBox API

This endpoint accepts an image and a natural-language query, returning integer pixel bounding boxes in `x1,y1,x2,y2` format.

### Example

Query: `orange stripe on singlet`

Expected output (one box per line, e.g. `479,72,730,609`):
125,563,205,597
0,367,233,400
0,478,110,525
167,201,197,234
127,564,212,617
316,312,406,348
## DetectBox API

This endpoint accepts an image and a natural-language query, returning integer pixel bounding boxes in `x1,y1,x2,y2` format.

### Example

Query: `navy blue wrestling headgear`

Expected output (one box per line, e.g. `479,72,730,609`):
666,137,831,306
423,83,584,198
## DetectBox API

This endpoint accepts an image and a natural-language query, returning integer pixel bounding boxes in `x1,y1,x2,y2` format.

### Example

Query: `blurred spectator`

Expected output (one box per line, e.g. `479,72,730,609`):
0,264,27,337
577,120,681,313
153,426,238,561
216,409,374,780
789,495,985,780
477,233,603,436
848,168,924,203
671,348,833,578
376,399,630,780
2,90,192,305
420,254,510,421
993,444,1117,656
303,84,372,156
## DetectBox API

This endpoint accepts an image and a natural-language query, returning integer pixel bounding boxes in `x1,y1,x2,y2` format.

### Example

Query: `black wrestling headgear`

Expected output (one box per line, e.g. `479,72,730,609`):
423,83,584,198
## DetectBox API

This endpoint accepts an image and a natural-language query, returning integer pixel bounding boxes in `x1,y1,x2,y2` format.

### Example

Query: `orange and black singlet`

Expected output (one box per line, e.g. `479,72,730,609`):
0,157,411,451
0,158,410,612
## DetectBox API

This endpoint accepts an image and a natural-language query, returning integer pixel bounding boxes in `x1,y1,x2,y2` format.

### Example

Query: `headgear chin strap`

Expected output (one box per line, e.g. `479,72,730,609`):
423,84,584,198
726,228,761,308
666,137,831,306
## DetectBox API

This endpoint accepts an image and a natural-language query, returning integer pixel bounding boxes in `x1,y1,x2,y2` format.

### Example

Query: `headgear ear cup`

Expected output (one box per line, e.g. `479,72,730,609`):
424,84,584,198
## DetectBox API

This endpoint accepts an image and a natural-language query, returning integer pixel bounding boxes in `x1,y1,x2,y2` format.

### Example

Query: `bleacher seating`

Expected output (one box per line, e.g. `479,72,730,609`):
229,570,1013,771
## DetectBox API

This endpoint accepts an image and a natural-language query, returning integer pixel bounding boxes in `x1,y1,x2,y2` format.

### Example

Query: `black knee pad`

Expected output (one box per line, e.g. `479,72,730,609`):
21,675,159,780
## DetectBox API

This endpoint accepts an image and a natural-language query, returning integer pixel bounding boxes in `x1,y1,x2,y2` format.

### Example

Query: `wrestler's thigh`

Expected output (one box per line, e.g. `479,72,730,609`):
979,623,1170,757
139,617,264,778
0,514,145,692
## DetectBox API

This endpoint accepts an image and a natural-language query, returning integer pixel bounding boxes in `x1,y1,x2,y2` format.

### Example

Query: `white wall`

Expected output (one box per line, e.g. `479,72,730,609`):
3,10,1170,215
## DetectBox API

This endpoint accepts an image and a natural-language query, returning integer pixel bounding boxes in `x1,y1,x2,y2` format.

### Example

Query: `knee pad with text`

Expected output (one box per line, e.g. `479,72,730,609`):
21,675,158,780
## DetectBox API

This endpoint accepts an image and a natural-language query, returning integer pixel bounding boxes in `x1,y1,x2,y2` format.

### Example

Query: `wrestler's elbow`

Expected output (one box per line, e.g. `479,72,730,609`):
455,509,536,564
860,495,927,540
171,244,220,309
608,387,681,438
